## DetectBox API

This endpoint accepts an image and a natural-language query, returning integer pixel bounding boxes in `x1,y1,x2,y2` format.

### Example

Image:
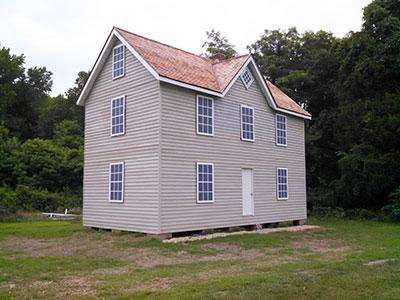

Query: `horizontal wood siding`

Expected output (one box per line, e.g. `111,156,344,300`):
83,41,160,233
159,72,306,233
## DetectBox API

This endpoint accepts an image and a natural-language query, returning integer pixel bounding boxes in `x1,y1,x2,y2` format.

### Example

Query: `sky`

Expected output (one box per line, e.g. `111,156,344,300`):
0,0,372,96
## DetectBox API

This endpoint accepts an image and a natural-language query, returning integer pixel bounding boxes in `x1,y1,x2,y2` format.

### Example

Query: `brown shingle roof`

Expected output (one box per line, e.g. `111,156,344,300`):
115,27,310,118
265,80,311,117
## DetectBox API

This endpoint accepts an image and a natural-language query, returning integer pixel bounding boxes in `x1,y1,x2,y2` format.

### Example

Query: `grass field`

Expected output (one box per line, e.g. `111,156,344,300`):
0,218,399,299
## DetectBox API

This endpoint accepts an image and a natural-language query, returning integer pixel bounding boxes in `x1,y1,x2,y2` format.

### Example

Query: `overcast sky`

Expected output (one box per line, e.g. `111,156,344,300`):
0,0,371,96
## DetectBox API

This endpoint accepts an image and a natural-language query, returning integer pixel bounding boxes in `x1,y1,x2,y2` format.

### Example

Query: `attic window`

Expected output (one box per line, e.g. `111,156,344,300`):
240,67,254,89
112,44,125,79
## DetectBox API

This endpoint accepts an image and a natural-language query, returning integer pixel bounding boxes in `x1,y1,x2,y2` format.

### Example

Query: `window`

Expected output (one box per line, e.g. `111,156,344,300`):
276,114,287,146
112,44,125,79
197,163,214,203
240,105,255,141
109,162,124,202
196,95,213,136
111,96,125,136
277,168,288,200
240,67,254,89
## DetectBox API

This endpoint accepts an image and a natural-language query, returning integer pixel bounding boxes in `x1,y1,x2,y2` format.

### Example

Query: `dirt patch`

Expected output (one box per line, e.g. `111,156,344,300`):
124,278,173,293
58,276,97,297
290,237,349,254
3,235,87,257
2,231,297,270
164,225,320,243
30,280,53,288
92,266,131,275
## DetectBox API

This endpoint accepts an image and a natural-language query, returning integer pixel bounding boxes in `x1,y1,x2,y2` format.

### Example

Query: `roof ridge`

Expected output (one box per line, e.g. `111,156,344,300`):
211,53,251,65
114,26,212,63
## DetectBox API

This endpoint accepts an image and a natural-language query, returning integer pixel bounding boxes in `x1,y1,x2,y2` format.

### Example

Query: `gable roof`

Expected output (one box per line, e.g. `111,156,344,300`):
77,27,311,119
265,80,311,118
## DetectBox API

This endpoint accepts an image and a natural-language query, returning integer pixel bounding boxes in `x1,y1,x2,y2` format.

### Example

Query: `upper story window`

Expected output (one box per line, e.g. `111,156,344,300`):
240,105,255,141
109,162,124,202
112,44,125,79
197,162,214,203
196,95,213,136
276,114,287,146
240,67,254,89
277,168,288,200
111,96,125,136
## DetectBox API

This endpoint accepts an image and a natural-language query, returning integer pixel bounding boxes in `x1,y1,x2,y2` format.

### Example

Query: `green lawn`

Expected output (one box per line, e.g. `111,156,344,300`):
0,218,399,299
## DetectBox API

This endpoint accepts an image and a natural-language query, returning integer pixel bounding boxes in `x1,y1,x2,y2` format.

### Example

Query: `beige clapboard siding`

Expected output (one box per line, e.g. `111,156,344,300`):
83,41,161,233
159,70,306,233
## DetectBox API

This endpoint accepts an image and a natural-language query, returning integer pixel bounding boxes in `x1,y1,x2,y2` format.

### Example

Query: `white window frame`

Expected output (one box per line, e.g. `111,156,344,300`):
112,44,125,79
196,95,214,136
240,67,254,89
276,168,289,200
275,114,287,146
109,162,124,203
196,162,214,204
240,104,255,142
110,95,125,137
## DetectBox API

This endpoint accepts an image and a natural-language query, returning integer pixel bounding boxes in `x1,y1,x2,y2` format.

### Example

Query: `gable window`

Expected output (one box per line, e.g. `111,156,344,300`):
276,114,287,146
197,162,214,203
109,162,124,202
240,67,254,89
111,96,125,136
196,95,213,136
112,44,125,79
240,105,255,141
277,168,288,200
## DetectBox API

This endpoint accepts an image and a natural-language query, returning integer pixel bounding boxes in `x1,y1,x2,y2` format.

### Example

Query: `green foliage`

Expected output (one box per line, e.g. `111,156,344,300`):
0,186,17,213
202,29,237,59
250,0,400,212
0,0,399,216
0,45,85,212
14,185,80,212
383,186,400,222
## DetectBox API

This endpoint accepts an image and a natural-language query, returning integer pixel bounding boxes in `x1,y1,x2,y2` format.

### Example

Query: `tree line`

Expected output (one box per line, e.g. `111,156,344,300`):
1,0,399,219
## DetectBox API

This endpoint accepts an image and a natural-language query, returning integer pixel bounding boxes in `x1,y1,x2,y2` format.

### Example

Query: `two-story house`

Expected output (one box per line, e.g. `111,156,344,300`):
77,27,311,238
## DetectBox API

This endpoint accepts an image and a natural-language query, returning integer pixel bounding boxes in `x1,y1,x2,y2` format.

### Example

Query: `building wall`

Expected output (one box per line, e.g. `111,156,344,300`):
83,40,161,233
159,69,306,233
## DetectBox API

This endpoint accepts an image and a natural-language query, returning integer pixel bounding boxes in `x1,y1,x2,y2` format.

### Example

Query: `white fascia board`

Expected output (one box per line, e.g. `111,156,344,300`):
275,107,312,120
76,30,115,106
222,56,311,120
77,28,159,106
113,29,159,80
221,58,252,97
159,76,222,97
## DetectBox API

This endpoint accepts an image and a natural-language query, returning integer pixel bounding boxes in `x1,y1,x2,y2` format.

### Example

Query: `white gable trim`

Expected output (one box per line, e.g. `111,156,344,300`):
113,29,159,80
221,57,311,120
77,29,311,119
159,77,222,97
76,28,159,106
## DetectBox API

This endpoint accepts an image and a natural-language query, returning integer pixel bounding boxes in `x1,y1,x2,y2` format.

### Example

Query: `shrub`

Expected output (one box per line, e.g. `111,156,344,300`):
15,185,81,212
0,186,17,214
382,186,400,222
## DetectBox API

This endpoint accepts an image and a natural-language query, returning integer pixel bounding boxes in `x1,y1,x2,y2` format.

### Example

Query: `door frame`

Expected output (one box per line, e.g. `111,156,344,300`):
242,168,254,216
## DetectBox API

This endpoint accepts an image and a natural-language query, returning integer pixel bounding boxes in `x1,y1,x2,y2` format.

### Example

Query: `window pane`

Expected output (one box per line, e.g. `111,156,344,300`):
197,163,214,202
197,96,213,135
110,163,123,201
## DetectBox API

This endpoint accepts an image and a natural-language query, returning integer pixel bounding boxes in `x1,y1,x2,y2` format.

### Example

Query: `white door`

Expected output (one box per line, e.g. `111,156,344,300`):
242,169,254,216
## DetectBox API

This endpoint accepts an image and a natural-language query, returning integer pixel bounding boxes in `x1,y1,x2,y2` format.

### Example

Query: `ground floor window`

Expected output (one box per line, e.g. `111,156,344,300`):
109,162,124,202
197,162,214,203
277,168,288,200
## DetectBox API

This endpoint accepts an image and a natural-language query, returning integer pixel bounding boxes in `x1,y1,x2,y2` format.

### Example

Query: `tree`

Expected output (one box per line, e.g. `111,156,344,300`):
249,28,341,192
202,29,237,59
37,71,87,138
